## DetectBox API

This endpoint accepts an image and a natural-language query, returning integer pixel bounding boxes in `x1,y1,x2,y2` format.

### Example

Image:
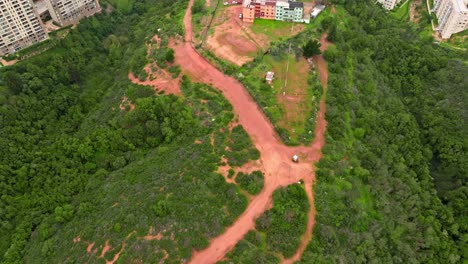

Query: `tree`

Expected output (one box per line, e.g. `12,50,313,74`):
303,39,321,57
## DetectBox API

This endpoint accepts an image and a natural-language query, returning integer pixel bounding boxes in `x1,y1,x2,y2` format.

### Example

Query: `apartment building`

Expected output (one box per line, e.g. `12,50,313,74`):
0,0,48,56
45,0,101,26
377,0,402,10
433,0,468,38
243,0,305,23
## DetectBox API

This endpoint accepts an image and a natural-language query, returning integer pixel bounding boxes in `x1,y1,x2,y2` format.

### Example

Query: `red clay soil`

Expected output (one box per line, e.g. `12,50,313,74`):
141,226,164,241
128,66,181,95
106,243,126,264
169,0,330,263
128,35,181,95
100,240,111,258
206,6,264,66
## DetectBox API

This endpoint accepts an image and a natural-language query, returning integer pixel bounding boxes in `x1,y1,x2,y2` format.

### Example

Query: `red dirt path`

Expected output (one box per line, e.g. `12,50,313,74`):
168,0,330,263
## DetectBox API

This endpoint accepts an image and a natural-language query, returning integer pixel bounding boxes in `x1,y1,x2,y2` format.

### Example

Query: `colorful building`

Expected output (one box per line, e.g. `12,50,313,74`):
243,0,307,23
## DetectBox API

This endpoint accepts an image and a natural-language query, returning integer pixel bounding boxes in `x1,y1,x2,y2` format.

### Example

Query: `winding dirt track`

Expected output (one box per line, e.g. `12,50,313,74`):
167,0,329,262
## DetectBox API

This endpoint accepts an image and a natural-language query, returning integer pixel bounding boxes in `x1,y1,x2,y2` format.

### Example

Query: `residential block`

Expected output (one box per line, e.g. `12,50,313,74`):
45,0,101,27
0,0,48,56
377,0,402,10
434,0,468,38
242,0,308,23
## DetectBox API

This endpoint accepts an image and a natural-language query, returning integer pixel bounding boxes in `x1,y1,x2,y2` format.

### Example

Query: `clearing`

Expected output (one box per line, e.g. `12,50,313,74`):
204,5,305,66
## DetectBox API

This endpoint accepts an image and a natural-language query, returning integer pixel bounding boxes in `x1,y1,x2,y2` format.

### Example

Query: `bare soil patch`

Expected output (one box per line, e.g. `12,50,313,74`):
206,6,265,66
119,96,135,111
140,226,164,241
128,36,181,95
128,64,181,95
410,0,423,23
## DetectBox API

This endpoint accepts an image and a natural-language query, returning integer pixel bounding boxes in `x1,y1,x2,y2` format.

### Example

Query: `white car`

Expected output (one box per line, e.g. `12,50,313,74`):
224,2,228,5
239,13,243,18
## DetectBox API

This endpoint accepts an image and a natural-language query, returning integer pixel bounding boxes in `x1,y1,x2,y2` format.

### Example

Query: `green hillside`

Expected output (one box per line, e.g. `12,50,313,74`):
0,0,466,263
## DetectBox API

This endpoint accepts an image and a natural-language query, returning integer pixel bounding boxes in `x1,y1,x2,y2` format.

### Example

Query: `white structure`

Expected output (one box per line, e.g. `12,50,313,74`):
378,0,402,10
292,155,299,163
311,4,325,18
266,71,274,83
45,0,101,26
433,0,468,38
0,0,49,56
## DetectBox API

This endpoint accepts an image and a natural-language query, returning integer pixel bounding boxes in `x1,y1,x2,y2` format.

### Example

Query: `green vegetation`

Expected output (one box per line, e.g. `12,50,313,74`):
391,0,411,21
303,39,321,57
222,125,261,167
221,184,309,262
221,231,280,263
107,0,135,13
0,0,260,262
300,0,467,262
236,171,264,195
250,19,302,43
256,184,309,257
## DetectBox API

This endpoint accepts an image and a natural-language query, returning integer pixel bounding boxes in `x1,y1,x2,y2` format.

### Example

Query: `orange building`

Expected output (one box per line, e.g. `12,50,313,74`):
260,1,276,20
243,0,277,23
242,1,255,23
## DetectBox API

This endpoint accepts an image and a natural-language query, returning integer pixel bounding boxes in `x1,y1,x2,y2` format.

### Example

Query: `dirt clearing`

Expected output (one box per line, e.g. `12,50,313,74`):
206,6,264,66
205,5,304,66
128,66,181,95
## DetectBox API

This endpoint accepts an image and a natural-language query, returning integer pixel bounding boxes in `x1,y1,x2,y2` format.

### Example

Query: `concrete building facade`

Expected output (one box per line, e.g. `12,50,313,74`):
377,0,402,10
243,0,306,23
45,0,101,26
434,0,468,38
0,0,48,56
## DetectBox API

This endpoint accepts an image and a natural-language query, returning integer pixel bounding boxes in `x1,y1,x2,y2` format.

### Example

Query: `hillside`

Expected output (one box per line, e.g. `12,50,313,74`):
0,0,466,263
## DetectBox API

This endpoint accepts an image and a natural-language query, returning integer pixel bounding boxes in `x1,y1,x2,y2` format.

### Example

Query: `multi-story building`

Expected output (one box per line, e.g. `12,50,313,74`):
377,0,402,10
243,0,305,23
0,0,49,56
433,0,468,38
45,0,100,26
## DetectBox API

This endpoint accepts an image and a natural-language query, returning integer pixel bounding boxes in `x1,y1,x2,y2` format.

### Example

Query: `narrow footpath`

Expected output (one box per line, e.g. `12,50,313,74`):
166,0,330,262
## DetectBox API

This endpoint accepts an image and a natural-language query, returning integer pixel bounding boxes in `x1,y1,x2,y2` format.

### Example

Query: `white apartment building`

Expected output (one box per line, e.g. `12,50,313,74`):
378,0,402,10
0,0,48,56
434,0,468,38
45,0,100,26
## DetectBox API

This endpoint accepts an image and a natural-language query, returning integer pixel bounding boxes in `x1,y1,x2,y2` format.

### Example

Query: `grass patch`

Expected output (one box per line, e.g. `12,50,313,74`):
240,50,320,145
250,19,305,43
107,0,135,13
391,0,411,21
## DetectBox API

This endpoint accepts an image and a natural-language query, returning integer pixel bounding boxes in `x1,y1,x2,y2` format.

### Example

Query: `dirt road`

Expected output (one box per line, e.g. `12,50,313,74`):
168,0,329,262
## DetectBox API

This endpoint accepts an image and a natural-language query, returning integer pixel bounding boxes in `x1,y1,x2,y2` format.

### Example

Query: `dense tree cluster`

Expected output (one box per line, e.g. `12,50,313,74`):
0,0,197,262
303,0,467,262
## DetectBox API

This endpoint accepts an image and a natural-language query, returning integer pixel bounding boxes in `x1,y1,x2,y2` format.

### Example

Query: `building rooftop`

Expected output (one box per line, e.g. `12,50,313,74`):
266,71,275,81
34,0,48,14
315,4,326,10
290,2,304,8
452,0,468,11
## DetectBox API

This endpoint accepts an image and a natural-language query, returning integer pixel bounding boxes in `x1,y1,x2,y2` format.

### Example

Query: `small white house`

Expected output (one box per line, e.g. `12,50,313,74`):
266,71,275,83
